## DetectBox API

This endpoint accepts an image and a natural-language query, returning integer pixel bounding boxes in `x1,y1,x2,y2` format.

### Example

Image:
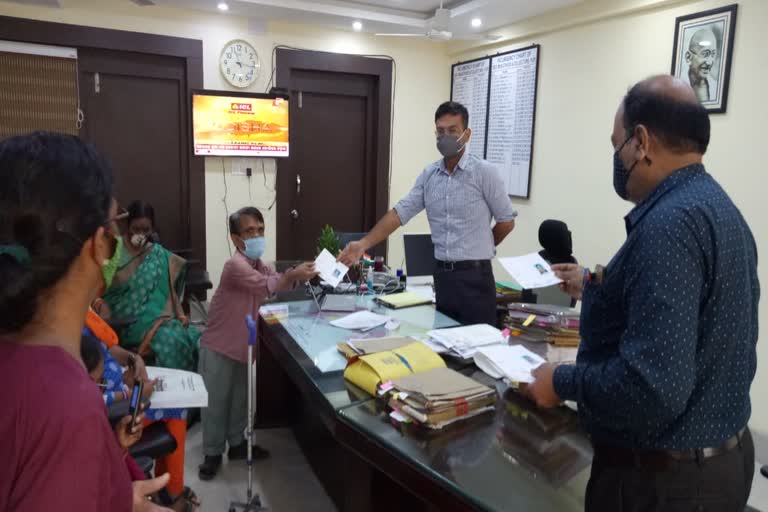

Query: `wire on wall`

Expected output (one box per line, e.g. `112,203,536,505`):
221,158,232,257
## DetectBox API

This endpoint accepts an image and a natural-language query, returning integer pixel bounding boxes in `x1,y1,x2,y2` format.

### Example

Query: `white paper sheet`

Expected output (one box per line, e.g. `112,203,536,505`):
406,285,436,303
473,344,546,383
497,252,563,289
427,324,506,358
314,249,349,288
329,310,391,331
146,367,208,409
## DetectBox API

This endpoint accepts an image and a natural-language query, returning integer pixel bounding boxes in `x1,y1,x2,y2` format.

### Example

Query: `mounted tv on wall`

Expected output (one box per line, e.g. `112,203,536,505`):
192,90,289,157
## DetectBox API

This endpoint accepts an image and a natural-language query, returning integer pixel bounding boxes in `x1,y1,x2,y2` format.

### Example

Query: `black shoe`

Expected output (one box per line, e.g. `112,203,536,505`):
198,455,222,481
228,441,270,461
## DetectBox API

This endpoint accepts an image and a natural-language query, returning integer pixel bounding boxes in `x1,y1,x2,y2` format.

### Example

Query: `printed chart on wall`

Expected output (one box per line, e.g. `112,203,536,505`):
450,45,540,198
451,58,491,157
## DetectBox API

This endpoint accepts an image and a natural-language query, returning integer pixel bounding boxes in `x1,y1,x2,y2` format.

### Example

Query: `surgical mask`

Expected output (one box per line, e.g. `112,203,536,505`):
242,236,266,260
436,130,467,158
130,233,147,247
102,235,123,289
613,136,638,200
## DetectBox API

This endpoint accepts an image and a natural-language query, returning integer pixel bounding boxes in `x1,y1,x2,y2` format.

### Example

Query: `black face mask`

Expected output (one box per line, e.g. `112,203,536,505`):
613,135,639,200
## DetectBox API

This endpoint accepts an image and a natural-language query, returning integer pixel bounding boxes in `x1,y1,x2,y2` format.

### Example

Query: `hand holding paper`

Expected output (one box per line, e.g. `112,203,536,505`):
315,249,349,288
497,253,562,289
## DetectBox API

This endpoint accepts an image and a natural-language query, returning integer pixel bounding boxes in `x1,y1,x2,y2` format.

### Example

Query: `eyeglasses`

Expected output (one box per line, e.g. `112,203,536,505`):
56,208,128,255
692,49,717,59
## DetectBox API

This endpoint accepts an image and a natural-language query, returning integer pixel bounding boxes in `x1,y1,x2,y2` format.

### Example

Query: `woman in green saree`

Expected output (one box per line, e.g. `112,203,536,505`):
104,200,200,371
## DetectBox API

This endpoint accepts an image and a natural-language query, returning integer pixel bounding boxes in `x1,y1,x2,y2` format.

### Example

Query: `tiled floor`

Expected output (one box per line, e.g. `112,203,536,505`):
182,423,337,511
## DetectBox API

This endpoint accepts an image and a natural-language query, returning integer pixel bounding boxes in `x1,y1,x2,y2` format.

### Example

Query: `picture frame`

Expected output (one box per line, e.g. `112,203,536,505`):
671,4,738,114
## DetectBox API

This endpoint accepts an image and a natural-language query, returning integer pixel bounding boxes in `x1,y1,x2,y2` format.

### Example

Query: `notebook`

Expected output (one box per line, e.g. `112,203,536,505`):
375,292,433,309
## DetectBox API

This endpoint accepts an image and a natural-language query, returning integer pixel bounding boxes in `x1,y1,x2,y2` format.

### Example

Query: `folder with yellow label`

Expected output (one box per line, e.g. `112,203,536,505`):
343,341,446,396
375,292,433,309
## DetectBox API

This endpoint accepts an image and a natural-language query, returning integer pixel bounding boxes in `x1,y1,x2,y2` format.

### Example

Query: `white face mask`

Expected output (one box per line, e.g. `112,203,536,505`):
130,233,147,247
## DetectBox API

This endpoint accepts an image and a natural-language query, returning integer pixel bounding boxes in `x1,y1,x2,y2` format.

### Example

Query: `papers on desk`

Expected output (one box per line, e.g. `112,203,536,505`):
388,367,496,429
145,367,208,409
314,249,349,288
337,336,417,359
427,324,507,359
329,310,391,331
473,345,546,384
497,252,562,289
375,292,432,309
343,341,446,395
406,285,436,303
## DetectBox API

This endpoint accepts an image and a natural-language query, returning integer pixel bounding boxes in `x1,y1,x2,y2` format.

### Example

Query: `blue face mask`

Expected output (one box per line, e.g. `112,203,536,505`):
242,236,266,260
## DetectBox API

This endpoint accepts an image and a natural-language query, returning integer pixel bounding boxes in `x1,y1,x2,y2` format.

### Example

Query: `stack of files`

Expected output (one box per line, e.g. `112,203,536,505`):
495,280,522,300
336,336,416,360
375,291,433,309
473,344,546,384
343,341,445,396
388,367,496,429
426,324,506,359
506,303,581,347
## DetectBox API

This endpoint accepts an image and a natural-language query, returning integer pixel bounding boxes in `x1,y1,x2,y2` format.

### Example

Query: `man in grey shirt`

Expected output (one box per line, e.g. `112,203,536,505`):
339,101,517,325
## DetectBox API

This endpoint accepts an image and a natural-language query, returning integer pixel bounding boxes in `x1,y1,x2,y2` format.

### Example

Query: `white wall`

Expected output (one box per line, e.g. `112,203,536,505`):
0,0,450,289
452,0,768,433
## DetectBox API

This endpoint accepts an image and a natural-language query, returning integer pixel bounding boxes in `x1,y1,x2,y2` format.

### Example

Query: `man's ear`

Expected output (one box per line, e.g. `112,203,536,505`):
634,125,651,163
685,50,692,64
464,127,472,142
231,234,242,251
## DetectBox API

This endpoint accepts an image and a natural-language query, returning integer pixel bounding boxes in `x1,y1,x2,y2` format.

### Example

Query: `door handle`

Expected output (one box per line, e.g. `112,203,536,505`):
296,173,301,196
290,209,299,220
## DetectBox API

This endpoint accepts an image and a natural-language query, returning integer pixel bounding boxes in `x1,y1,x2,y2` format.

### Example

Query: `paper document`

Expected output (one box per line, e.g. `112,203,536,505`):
315,249,349,288
329,310,390,331
497,253,563,289
145,367,208,409
473,344,546,383
406,285,436,303
427,324,506,358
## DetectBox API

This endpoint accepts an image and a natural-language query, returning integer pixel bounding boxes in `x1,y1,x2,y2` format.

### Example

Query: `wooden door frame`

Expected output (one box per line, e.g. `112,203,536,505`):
275,47,393,259
0,16,206,268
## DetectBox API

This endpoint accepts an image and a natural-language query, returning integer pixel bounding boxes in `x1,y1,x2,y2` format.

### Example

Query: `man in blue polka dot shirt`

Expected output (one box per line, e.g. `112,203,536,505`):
526,75,759,511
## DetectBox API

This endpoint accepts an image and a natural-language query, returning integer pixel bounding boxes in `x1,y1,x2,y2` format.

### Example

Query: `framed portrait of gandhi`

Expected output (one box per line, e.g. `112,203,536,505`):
671,4,738,114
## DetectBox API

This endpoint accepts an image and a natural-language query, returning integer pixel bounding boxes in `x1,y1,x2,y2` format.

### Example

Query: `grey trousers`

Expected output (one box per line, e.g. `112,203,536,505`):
199,346,248,456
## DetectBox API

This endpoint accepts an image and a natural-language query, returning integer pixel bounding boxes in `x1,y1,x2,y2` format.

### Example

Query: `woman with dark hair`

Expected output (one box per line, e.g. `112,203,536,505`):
103,199,200,371
0,132,171,511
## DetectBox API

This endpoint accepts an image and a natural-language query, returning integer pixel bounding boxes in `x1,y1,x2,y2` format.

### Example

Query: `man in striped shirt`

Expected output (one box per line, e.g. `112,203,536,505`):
339,101,517,325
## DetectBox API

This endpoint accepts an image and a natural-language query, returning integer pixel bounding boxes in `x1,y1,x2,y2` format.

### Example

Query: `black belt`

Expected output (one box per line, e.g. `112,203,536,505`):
593,427,747,470
434,259,491,272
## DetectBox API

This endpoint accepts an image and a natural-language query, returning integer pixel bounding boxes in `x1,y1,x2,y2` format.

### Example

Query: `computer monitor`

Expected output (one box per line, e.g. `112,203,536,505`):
336,232,367,249
403,233,435,285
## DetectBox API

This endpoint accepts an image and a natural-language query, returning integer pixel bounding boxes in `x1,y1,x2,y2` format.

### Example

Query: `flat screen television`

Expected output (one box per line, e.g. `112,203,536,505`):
192,90,289,157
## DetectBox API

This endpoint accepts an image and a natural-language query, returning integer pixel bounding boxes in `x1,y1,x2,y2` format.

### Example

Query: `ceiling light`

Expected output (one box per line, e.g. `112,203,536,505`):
471,18,482,28
217,2,229,11
353,21,363,32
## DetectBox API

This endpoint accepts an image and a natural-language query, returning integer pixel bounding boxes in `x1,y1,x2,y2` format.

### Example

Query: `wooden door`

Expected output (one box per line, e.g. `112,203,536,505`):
276,49,392,261
78,49,192,255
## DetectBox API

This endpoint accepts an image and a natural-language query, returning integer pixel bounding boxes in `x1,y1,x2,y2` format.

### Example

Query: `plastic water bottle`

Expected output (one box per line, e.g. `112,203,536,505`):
366,266,374,295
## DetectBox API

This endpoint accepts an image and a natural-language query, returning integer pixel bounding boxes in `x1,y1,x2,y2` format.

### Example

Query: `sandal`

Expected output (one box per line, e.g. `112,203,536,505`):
169,487,201,512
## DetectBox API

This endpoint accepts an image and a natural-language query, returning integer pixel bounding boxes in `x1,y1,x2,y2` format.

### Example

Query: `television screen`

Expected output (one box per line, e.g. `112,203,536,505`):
192,91,289,157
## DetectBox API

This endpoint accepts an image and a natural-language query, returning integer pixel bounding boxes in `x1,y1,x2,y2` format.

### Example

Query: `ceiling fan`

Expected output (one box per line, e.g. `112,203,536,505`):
375,0,499,42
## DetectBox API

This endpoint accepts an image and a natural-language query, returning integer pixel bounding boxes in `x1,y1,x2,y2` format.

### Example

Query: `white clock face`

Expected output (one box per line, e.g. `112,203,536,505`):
220,40,260,88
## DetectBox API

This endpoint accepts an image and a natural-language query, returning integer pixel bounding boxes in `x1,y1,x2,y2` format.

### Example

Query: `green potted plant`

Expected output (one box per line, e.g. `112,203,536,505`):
316,224,341,257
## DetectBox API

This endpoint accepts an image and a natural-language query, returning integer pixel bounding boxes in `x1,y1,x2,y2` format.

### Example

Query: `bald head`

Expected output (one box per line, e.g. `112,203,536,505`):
636,75,701,106
621,74,710,155
689,28,717,52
